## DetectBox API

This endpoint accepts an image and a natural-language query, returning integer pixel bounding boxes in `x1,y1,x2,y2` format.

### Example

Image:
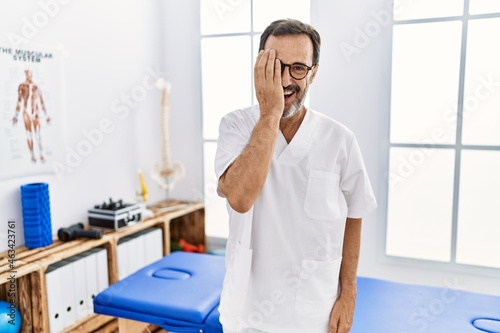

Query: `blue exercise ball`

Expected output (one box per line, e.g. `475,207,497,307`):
0,300,21,333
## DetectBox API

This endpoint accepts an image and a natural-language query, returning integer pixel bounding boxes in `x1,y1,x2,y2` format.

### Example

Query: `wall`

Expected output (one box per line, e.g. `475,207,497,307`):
158,0,204,204
0,0,204,253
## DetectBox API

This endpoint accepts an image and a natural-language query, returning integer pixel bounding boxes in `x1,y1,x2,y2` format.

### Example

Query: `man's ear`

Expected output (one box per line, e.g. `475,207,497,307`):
309,64,319,84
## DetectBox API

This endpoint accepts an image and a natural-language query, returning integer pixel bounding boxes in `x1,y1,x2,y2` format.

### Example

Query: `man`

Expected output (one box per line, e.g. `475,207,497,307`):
12,69,51,163
215,19,377,333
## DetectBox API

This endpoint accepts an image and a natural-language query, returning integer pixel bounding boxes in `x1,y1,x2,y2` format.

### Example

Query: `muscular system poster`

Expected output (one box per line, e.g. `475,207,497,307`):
0,46,65,180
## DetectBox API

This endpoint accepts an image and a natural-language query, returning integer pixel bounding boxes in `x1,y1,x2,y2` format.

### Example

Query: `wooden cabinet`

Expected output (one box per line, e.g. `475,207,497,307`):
0,201,205,333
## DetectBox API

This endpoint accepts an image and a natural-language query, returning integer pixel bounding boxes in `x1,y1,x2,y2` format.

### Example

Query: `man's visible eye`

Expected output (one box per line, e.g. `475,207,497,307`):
292,65,307,73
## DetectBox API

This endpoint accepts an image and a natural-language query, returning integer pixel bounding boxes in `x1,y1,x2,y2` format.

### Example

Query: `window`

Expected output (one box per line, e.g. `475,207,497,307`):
387,2,500,269
200,0,311,239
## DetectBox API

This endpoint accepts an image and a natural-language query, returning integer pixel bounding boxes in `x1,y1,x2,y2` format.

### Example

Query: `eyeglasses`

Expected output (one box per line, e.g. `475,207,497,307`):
280,62,314,80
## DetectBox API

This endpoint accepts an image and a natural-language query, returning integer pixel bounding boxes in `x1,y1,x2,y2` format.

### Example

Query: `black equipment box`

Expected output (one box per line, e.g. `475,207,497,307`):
88,199,144,230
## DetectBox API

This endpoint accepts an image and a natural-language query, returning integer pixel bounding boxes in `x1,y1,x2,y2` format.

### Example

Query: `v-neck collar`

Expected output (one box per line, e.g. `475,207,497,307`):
274,109,319,163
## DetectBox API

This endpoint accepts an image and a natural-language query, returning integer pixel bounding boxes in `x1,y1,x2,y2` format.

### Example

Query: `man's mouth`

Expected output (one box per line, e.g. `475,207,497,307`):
284,86,299,101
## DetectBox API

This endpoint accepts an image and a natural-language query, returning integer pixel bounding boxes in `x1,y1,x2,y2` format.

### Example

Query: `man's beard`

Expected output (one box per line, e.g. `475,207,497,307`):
282,83,309,119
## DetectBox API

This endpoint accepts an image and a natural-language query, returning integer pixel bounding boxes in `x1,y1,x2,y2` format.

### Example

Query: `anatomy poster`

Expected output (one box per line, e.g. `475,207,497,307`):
0,46,65,180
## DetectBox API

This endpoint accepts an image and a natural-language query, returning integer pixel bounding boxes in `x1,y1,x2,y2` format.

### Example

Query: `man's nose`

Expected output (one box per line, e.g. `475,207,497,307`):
280,65,293,86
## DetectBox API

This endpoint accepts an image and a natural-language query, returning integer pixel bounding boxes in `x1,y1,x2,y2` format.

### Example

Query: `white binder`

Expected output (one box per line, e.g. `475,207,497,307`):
135,232,146,272
127,235,141,275
45,262,64,333
117,236,130,280
58,259,77,328
72,255,89,320
144,228,163,265
83,250,99,315
94,248,109,292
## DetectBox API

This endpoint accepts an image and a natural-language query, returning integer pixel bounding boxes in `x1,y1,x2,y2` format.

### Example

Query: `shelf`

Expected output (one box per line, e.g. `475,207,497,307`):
0,200,205,333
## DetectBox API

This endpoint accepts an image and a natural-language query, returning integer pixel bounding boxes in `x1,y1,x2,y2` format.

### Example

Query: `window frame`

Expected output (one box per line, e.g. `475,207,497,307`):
199,0,311,240
384,0,500,276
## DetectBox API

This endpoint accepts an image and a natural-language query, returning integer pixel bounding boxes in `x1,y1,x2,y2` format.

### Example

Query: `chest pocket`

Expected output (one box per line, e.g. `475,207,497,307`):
304,170,341,221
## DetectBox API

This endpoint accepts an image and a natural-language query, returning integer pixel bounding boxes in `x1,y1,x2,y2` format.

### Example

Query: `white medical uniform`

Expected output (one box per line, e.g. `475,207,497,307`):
215,105,377,333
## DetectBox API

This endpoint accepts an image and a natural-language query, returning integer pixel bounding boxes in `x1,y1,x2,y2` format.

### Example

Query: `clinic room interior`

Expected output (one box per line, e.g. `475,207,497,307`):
1,1,500,333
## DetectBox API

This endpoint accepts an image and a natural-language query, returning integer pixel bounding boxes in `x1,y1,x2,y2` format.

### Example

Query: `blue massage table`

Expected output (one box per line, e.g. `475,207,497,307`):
94,252,500,333
352,277,500,333
94,252,225,332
